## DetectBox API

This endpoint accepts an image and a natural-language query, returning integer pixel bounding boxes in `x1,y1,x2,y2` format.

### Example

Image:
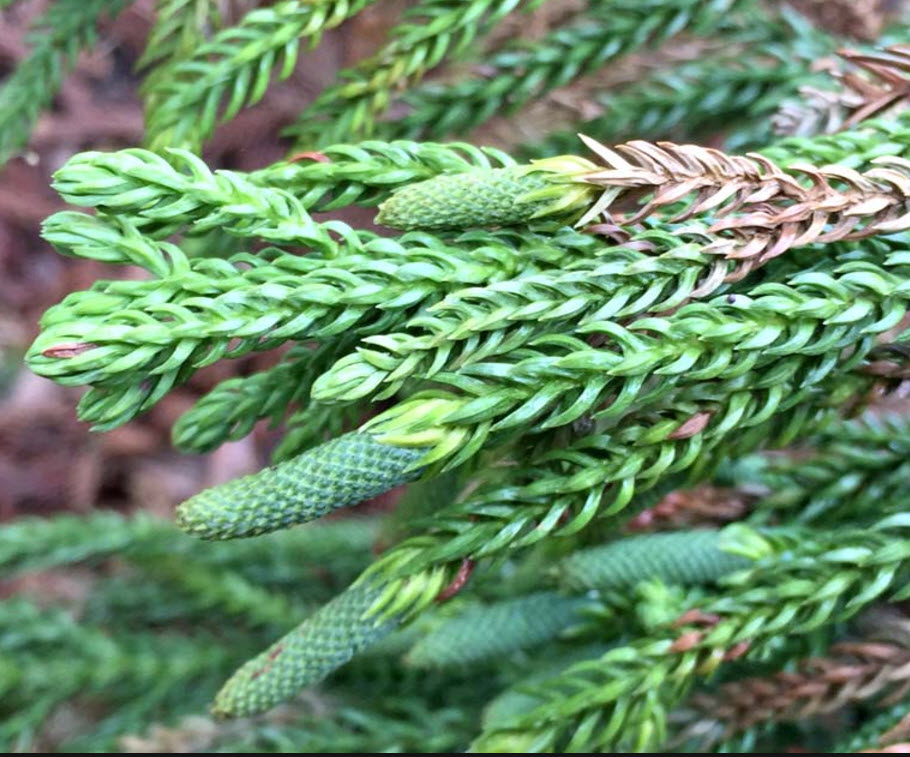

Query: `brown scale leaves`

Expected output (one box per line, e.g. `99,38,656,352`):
681,639,910,744
776,46,910,137
578,135,910,268
625,485,753,532
836,47,910,129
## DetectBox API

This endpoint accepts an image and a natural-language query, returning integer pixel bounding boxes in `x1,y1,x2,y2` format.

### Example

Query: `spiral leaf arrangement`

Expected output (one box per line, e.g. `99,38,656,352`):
8,0,910,752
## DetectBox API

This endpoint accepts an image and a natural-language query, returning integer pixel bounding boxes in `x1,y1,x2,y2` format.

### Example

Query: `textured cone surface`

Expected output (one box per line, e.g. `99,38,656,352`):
213,582,394,717
176,432,426,540
558,530,752,592
408,591,590,668
376,166,555,230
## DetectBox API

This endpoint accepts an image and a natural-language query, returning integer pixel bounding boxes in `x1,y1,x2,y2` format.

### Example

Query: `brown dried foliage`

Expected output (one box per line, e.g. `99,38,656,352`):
683,641,910,745
788,0,901,42
625,485,753,532
579,135,910,271
776,46,910,137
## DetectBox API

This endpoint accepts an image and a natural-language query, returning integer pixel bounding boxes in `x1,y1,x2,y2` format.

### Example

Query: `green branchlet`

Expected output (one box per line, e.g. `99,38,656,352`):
474,517,910,751
28,214,585,429
172,339,358,454
289,0,532,146
51,141,516,234
15,5,910,748
367,0,764,143
0,0,133,166
143,0,380,151
345,245,910,469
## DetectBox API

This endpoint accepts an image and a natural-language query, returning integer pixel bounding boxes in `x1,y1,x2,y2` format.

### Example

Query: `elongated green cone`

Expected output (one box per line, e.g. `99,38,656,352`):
376,156,598,230
557,530,752,592
176,432,426,540
213,581,395,717
407,592,592,669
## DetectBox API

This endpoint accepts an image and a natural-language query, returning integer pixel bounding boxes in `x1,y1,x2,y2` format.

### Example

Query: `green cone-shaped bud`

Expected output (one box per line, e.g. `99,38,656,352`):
213,581,395,717
407,592,591,668
176,432,426,540
376,156,598,230
556,530,752,592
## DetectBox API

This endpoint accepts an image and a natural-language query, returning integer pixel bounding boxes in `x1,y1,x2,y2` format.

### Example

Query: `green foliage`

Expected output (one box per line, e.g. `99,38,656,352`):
474,517,910,751
143,0,380,151
172,339,359,455
746,411,910,526
528,17,838,156
51,141,516,225
363,0,764,143
138,0,222,95
831,701,910,752
0,0,133,165
8,0,910,752
289,0,533,146
0,597,238,752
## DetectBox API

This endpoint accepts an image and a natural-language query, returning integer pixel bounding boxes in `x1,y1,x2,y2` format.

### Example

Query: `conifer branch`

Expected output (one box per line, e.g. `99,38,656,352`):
361,0,762,143
138,0,222,96
143,0,380,151
748,409,910,526
0,510,378,586
625,485,753,531
407,530,754,669
646,407,910,532
348,246,910,467
172,338,358,454
375,133,910,263
2,598,236,749
312,227,831,405
132,558,307,630
473,518,910,752
528,24,835,156
834,701,910,752
14,7,910,747
761,108,910,167
0,0,133,166
29,215,580,428
289,0,532,146
358,370,872,592
51,141,516,235
123,695,480,753
678,638,910,749
579,138,910,262
774,45,910,138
